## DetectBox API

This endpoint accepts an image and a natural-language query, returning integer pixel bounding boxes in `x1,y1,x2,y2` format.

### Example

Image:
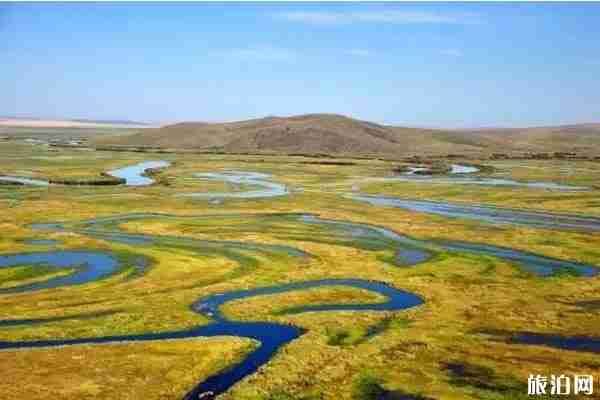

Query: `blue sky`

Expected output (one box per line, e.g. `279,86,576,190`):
1,2,599,127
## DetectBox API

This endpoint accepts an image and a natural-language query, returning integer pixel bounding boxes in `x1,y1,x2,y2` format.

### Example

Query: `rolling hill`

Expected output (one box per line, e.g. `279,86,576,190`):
94,114,600,158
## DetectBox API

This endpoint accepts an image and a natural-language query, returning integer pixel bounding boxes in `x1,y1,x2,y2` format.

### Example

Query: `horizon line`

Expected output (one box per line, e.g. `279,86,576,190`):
2,113,600,131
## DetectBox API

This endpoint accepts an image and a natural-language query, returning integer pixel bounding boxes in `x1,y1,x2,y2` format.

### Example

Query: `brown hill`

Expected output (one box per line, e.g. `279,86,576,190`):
94,114,600,158
451,124,600,153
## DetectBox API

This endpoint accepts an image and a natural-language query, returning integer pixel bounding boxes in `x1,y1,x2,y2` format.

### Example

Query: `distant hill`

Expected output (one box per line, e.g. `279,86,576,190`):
448,124,600,154
94,114,600,158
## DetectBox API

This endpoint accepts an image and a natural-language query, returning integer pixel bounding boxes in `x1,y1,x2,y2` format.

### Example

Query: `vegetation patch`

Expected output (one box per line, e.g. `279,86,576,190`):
1,145,599,400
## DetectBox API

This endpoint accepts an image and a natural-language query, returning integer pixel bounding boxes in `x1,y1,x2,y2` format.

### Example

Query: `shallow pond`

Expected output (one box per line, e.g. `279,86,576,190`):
507,332,600,353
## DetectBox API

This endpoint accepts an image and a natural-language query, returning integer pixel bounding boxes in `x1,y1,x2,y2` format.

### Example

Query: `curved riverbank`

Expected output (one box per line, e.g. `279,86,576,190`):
106,160,171,186
0,275,423,398
0,160,171,187
0,251,149,294
35,212,600,277
387,175,589,191
179,170,288,199
389,163,588,191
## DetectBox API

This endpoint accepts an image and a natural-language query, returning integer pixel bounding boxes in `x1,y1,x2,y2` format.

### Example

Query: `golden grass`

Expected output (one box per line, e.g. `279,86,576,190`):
0,337,256,400
1,143,599,399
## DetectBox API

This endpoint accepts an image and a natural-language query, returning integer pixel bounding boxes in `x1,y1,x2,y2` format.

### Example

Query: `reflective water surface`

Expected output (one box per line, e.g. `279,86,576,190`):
107,160,170,186
179,171,288,199
353,195,600,233
0,251,126,294
2,210,597,398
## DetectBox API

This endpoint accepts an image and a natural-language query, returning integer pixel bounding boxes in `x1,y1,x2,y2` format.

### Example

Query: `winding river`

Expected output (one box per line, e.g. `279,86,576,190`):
353,195,600,233
179,171,288,199
1,211,597,397
106,160,171,186
34,212,596,276
0,251,149,294
395,164,588,191
389,175,589,191
298,214,596,276
0,160,170,187
2,213,426,398
0,278,422,398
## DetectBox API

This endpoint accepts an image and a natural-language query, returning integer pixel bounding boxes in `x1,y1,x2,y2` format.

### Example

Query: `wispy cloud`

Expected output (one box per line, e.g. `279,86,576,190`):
441,48,463,57
273,10,479,25
344,49,374,57
224,47,297,62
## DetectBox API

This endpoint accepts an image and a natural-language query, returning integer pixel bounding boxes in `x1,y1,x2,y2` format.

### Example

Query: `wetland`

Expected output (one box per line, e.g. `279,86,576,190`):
1,140,599,400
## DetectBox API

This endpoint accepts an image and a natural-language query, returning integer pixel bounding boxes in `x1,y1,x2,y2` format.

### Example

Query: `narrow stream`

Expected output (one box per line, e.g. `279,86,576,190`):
179,171,288,199
0,251,147,294
1,160,171,187
388,175,589,191
353,195,600,233
394,164,588,191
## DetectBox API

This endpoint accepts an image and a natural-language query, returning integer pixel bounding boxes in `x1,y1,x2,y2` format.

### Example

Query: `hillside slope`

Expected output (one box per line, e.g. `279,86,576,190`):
452,124,600,153
94,114,600,157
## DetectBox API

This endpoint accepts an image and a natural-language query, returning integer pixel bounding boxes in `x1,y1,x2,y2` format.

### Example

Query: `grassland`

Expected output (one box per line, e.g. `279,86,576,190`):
0,140,599,400
0,337,256,400
359,159,600,215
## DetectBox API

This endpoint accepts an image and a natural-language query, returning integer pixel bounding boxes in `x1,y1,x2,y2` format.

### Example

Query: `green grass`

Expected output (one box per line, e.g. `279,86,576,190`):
351,372,386,400
0,265,74,289
0,143,599,400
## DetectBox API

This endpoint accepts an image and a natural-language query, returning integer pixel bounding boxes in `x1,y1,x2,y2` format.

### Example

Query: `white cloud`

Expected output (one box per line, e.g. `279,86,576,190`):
225,47,297,62
273,10,479,25
441,48,463,57
344,49,373,57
